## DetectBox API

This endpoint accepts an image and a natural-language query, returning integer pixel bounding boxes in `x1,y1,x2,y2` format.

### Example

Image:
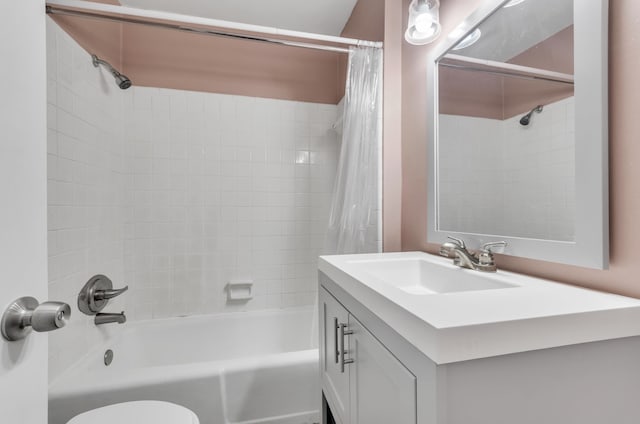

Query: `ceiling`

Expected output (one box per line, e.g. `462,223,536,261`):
120,0,359,36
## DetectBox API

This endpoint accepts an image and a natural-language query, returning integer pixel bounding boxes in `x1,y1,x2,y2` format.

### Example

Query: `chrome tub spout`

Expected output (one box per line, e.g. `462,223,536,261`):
95,311,126,325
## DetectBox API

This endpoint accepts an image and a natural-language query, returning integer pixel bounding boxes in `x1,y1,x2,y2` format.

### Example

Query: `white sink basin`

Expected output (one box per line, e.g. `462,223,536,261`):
348,257,516,295
319,252,640,364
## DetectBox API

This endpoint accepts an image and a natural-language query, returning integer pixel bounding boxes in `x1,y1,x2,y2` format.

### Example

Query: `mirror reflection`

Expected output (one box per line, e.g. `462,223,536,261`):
437,0,575,241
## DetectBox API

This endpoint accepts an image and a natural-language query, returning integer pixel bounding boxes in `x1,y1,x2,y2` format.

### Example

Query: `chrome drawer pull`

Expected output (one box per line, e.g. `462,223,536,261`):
339,323,354,373
334,317,340,364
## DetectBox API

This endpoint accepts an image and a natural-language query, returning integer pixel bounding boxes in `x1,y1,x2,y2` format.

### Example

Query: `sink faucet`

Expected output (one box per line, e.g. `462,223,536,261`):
95,311,126,325
439,236,506,272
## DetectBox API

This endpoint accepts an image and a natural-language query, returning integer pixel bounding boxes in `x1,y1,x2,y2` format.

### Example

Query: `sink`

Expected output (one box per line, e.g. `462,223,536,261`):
348,258,516,295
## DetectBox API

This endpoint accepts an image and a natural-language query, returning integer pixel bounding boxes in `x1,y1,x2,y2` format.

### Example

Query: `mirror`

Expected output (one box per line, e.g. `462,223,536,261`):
427,0,609,268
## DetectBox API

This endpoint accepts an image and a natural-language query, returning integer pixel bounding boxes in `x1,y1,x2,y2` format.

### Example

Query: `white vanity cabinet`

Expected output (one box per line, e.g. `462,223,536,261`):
320,286,417,424
319,253,640,424
320,287,350,423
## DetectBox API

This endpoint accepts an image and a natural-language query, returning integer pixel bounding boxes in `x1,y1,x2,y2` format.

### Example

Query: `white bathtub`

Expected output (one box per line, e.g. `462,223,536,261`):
49,307,320,424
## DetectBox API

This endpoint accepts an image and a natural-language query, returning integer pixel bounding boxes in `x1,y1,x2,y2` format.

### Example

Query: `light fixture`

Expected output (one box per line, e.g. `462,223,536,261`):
452,28,482,50
503,0,527,8
405,0,441,45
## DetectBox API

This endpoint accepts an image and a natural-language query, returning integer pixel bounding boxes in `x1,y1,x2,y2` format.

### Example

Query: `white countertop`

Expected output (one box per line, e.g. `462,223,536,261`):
319,251,640,364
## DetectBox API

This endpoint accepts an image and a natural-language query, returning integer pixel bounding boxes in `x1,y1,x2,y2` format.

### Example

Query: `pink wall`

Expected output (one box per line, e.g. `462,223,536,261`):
382,0,404,252
439,27,574,120
50,0,123,70
342,0,385,41
121,24,344,104
439,65,504,119
509,26,574,74
400,0,640,299
338,0,385,98
50,0,347,104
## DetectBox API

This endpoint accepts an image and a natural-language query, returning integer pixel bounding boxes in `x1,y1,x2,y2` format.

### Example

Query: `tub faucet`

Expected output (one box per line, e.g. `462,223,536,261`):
439,236,506,272
95,311,126,325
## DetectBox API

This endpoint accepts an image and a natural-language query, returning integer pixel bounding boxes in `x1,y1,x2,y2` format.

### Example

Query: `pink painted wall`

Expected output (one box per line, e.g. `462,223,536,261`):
50,0,347,104
509,26,574,74
50,0,123,70
439,26,574,120
121,23,344,104
338,0,385,97
382,0,404,252
400,0,640,299
503,26,574,118
439,65,504,119
342,0,385,41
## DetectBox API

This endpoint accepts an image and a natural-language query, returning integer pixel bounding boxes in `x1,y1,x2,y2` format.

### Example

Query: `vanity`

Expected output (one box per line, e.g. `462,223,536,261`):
318,0,630,422
318,252,640,424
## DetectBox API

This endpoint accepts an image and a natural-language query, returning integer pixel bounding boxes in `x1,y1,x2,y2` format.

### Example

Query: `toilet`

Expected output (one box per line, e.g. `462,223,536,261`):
67,401,199,424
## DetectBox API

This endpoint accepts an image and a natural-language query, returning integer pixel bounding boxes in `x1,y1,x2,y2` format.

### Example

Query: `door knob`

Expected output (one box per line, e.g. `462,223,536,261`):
1,296,71,341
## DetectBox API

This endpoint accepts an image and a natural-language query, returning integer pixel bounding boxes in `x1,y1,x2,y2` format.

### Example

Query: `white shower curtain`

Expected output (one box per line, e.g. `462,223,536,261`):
325,46,383,255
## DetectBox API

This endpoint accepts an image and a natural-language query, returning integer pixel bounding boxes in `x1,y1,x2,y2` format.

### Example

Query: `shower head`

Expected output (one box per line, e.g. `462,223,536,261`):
519,105,543,126
113,73,132,90
91,54,132,90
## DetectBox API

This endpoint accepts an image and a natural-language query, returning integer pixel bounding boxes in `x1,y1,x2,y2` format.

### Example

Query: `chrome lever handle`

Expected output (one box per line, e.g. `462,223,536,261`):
94,286,129,301
339,323,354,373
78,275,129,315
447,236,466,249
480,241,507,253
477,241,507,270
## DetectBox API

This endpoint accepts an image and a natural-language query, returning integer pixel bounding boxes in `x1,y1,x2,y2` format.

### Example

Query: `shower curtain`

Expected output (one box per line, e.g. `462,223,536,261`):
325,46,383,255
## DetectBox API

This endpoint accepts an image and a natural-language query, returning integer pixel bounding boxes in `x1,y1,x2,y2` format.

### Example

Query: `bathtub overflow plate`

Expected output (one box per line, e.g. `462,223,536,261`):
104,349,114,366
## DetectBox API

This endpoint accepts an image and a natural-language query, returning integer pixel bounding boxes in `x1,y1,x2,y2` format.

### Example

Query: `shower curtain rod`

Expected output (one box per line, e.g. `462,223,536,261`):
45,0,383,54
439,62,575,86
440,53,574,85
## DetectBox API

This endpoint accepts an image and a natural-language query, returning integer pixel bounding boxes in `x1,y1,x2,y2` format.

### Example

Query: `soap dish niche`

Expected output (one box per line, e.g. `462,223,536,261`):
226,280,253,302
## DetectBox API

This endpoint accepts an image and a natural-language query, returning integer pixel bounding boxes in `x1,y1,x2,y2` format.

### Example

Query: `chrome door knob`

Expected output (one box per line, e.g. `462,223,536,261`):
1,297,71,341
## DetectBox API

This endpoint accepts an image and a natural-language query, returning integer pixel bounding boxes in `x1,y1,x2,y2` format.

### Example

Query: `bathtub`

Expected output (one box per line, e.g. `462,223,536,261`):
49,307,320,424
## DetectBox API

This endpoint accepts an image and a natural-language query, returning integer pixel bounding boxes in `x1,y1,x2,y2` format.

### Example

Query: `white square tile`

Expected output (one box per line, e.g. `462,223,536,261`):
47,28,340,381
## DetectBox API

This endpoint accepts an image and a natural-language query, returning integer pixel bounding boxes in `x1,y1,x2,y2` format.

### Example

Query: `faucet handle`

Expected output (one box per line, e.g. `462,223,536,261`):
94,286,128,301
480,241,507,253
78,275,129,316
447,236,466,249
440,236,467,258
476,241,506,270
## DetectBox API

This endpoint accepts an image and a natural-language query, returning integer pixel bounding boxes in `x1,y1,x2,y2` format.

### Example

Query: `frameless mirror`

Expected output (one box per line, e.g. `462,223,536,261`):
427,0,609,268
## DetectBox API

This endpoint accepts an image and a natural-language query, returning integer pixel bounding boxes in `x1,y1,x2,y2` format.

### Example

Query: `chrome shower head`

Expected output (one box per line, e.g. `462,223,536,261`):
519,105,543,126
114,73,132,90
91,54,132,90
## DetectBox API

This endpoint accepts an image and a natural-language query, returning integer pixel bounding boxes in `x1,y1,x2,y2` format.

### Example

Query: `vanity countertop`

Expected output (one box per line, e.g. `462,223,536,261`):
319,251,640,364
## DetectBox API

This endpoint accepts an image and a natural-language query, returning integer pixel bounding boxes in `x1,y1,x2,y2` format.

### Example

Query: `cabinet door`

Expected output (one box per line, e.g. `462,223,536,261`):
320,287,350,424
348,317,417,424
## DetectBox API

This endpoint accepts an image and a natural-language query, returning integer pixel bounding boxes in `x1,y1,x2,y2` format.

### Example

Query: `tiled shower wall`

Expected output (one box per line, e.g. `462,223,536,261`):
46,20,127,381
122,88,339,319
46,20,339,380
438,96,575,241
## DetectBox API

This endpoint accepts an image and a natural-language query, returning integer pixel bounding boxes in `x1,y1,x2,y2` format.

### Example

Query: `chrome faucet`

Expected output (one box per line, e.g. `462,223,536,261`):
78,275,129,326
95,312,126,325
439,236,506,272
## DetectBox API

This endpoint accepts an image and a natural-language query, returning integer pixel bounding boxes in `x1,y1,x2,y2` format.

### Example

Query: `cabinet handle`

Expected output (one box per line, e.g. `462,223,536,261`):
339,323,354,373
334,317,340,364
